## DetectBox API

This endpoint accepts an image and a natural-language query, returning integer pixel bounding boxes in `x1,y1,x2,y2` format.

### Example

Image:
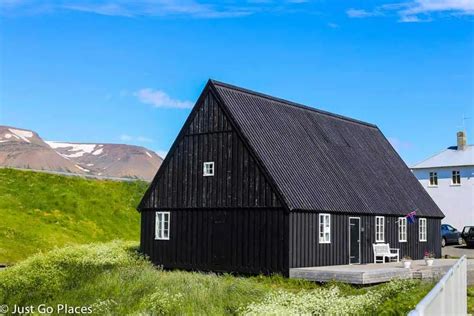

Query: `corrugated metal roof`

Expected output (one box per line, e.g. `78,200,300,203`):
412,145,474,169
211,80,444,218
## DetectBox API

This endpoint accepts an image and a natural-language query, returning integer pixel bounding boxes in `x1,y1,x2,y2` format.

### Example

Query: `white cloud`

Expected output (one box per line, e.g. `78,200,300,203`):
346,8,381,18
120,134,153,143
62,1,253,18
0,0,312,18
327,22,339,28
398,0,474,21
135,88,193,109
388,137,414,152
347,0,474,22
156,150,168,158
120,134,133,141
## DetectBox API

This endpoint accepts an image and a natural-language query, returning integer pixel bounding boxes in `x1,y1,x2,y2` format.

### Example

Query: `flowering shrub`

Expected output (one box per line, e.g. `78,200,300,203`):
241,279,418,315
90,298,118,314
424,250,435,259
139,291,184,315
0,240,143,305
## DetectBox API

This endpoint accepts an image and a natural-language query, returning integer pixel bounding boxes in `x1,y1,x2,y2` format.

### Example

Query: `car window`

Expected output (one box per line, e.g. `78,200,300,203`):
447,225,454,231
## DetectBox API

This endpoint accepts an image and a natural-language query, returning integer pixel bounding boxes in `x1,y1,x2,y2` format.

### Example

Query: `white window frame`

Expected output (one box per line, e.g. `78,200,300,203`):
451,170,461,185
375,216,385,243
319,213,331,244
419,218,427,242
398,217,407,242
203,161,215,177
429,172,438,187
155,211,170,240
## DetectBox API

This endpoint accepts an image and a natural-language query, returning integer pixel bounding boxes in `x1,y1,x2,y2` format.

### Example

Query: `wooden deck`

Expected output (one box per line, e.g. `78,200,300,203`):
290,259,474,284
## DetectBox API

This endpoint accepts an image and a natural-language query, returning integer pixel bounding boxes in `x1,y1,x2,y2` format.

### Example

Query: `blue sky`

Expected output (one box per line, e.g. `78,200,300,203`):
0,0,473,165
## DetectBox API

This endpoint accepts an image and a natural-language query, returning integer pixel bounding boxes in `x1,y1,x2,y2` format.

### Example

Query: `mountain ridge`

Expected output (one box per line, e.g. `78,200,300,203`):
0,125,162,181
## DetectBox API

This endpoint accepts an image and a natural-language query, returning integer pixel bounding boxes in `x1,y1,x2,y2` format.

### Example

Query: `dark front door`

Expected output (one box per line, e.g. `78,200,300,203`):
211,212,230,268
349,217,360,264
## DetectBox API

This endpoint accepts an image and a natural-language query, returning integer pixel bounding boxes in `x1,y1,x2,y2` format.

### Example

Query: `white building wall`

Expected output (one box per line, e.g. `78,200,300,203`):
413,166,474,231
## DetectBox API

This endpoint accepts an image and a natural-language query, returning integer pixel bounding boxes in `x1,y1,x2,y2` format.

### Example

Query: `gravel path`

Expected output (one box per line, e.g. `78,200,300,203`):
442,245,474,259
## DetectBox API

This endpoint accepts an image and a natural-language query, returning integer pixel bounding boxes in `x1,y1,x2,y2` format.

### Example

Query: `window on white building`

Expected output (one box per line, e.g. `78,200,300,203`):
319,214,331,244
429,172,438,186
419,218,427,242
375,216,385,242
203,162,215,176
452,170,461,185
155,212,170,240
398,217,407,242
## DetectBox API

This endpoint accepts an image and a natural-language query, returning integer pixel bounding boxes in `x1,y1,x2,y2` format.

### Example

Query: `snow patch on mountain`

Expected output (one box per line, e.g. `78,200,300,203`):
75,164,90,172
92,148,103,156
46,142,97,158
9,128,33,143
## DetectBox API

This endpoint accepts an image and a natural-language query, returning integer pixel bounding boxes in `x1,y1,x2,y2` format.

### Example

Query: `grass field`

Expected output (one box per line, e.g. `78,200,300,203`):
468,285,474,314
0,241,434,315
0,168,148,264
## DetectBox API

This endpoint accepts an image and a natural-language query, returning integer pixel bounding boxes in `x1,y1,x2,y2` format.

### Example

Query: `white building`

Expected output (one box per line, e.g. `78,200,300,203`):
412,131,474,230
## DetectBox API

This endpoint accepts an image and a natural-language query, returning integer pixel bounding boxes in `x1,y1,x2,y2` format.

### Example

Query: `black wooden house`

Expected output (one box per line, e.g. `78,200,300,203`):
138,80,444,275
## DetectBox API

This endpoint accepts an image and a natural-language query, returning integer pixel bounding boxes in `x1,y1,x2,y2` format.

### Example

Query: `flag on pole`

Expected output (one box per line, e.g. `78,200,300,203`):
406,210,417,224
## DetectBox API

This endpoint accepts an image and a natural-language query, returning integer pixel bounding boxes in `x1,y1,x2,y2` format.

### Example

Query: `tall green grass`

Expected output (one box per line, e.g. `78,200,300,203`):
0,241,433,315
0,168,148,264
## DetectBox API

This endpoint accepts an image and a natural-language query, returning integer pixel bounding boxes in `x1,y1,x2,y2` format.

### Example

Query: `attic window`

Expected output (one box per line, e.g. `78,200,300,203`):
203,162,214,176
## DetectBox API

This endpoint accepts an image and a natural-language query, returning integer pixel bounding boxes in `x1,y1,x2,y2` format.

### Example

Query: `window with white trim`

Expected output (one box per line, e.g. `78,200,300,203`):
155,212,170,240
419,218,427,242
429,172,438,186
375,216,385,242
203,162,214,176
452,170,461,185
398,217,407,242
319,214,331,244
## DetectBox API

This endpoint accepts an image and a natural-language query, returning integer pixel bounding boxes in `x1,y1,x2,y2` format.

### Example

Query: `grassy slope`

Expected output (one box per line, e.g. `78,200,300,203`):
0,241,433,315
0,168,148,264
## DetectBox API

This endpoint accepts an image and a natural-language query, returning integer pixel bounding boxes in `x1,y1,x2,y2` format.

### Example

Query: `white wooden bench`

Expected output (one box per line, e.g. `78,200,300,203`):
373,243,399,263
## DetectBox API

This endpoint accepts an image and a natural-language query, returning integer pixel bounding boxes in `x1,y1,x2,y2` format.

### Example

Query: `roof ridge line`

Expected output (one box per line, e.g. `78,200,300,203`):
411,144,474,169
210,79,378,129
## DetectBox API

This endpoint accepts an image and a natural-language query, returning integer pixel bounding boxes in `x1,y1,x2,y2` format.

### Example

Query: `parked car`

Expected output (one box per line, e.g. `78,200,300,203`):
461,226,474,248
441,224,463,247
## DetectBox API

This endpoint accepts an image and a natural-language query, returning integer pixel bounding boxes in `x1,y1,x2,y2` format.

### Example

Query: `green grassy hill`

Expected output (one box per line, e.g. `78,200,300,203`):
0,168,148,264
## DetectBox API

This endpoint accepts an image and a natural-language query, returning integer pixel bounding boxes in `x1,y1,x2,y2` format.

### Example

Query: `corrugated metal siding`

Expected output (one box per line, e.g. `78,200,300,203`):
289,212,441,267
141,208,289,275
140,91,281,210
212,81,443,218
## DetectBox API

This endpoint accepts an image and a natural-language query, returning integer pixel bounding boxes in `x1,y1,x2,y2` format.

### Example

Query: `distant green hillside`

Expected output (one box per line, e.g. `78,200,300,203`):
0,168,148,264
